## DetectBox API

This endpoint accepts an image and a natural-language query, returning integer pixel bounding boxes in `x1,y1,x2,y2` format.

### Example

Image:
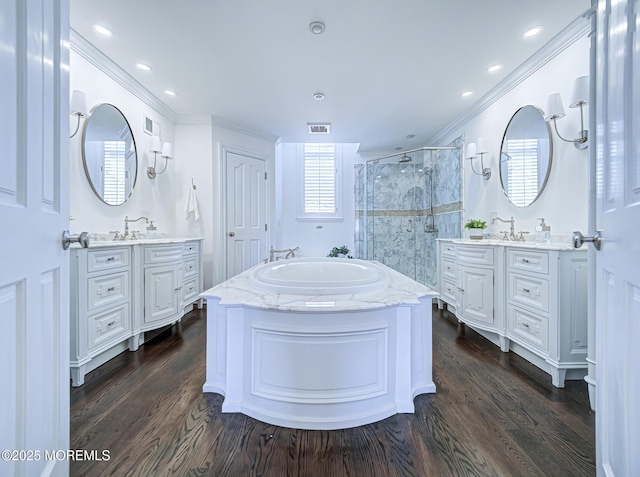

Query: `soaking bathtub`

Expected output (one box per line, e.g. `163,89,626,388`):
200,258,438,430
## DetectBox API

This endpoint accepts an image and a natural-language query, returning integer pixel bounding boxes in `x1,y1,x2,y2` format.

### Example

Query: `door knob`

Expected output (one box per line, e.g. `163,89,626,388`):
62,231,90,250
572,230,602,251
228,232,235,237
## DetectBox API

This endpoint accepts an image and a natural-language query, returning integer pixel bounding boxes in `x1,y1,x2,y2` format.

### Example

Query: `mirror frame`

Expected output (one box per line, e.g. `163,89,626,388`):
81,103,138,206
499,105,553,208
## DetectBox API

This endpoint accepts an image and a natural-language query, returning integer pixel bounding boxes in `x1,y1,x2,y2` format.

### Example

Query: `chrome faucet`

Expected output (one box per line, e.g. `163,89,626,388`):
123,216,149,240
492,216,516,241
267,246,300,262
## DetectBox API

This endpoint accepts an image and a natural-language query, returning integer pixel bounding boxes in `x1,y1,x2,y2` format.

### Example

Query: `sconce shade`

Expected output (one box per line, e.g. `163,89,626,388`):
545,93,566,121
161,142,173,159
466,142,477,159
150,135,162,154
569,75,589,108
70,90,88,117
476,137,488,155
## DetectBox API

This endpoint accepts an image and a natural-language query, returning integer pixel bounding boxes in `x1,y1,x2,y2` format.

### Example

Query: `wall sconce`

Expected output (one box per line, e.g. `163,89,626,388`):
467,137,491,180
544,76,589,150
69,90,88,138
147,136,173,179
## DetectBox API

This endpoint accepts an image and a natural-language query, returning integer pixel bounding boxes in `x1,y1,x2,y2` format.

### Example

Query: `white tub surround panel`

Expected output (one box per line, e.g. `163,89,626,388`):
70,238,203,386
437,239,587,387
201,258,438,430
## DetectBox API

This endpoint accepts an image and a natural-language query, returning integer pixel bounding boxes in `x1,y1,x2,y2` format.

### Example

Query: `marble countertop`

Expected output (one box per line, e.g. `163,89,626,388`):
201,260,439,313
71,237,203,248
436,238,584,251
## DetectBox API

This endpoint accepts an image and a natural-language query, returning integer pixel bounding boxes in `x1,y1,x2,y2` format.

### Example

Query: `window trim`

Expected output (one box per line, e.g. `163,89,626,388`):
296,143,343,221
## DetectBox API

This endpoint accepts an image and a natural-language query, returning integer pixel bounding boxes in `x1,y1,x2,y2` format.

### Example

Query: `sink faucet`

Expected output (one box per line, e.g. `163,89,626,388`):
123,216,149,240
492,216,516,241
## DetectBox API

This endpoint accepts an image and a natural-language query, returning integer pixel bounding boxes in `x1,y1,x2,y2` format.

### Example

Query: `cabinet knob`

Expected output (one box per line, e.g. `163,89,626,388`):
228,232,235,237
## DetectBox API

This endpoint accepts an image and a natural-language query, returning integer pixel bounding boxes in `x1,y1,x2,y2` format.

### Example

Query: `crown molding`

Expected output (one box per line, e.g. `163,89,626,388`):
428,12,591,146
70,28,178,122
211,116,280,143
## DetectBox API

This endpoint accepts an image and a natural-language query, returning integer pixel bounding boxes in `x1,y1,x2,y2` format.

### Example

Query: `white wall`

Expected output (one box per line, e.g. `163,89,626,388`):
69,52,176,237
439,36,590,239
174,123,213,287
277,143,360,258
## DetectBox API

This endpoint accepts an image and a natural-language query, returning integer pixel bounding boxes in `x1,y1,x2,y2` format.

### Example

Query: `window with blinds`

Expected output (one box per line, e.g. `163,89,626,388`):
102,140,126,205
303,143,337,215
504,138,539,207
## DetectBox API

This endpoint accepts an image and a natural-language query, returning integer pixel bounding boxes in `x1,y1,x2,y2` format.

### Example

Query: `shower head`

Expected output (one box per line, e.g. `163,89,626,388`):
399,154,412,163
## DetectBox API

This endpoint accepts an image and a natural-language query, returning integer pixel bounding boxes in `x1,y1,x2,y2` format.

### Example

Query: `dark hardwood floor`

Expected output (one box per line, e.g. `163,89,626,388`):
70,306,595,476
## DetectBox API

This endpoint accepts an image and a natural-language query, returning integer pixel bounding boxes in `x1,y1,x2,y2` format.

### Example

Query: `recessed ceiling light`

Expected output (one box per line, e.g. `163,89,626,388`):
313,92,325,101
309,21,325,35
164,90,176,96
522,26,542,38
487,64,502,73
461,90,473,98
406,134,415,139
136,63,151,72
92,24,113,37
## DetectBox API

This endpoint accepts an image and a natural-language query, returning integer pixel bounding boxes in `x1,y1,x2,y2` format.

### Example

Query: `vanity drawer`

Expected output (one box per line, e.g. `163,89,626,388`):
144,245,183,264
183,241,199,256
440,242,457,257
456,245,494,266
182,276,199,303
441,257,457,281
508,249,549,275
508,272,549,314
87,248,129,273
183,256,199,278
507,305,549,353
440,278,458,305
88,304,130,351
87,271,129,312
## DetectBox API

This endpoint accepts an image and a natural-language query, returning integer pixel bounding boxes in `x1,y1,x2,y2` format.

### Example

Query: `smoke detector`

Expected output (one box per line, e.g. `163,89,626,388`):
309,21,325,35
307,123,331,134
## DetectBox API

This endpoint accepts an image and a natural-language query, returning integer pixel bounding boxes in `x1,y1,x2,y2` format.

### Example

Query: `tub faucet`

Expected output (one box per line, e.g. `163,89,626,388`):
492,216,516,241
123,216,149,240
268,246,300,262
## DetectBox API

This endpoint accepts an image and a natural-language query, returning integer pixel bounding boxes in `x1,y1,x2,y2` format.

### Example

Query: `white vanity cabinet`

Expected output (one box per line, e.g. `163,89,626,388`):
437,239,587,387
70,239,203,386
438,242,503,336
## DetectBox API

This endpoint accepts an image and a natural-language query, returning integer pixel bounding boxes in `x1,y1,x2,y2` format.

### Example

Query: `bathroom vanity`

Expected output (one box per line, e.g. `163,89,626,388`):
70,238,203,386
437,239,587,387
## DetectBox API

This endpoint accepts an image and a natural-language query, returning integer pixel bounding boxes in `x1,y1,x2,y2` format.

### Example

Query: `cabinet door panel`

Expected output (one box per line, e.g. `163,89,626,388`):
144,265,180,324
461,266,493,325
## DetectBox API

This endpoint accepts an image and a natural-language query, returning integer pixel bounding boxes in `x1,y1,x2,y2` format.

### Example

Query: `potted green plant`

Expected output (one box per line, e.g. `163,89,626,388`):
464,219,487,240
328,246,354,258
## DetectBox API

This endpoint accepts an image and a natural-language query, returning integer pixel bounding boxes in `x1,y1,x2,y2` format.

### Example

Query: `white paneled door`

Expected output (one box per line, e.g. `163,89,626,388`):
594,1,640,475
0,1,70,476
225,151,268,279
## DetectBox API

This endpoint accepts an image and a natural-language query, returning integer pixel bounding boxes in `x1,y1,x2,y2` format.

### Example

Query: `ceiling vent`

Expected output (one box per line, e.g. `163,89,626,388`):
307,123,331,134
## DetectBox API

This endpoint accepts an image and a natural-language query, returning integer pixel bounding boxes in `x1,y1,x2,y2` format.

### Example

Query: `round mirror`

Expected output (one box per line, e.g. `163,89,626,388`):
499,105,552,207
82,104,137,206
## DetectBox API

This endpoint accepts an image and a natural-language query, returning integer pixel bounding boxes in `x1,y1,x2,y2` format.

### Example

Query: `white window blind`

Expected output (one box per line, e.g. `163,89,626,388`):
505,138,539,207
103,140,126,204
303,143,336,214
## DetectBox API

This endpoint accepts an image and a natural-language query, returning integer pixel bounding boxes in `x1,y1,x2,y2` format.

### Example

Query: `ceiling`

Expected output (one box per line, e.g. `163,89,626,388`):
70,0,589,153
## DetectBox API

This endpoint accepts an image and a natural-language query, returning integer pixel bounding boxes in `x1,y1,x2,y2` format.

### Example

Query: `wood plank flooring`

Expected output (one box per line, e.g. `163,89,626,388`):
70,306,595,476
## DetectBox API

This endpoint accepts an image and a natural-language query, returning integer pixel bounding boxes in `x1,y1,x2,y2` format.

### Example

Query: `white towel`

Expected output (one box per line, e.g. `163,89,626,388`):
186,187,200,221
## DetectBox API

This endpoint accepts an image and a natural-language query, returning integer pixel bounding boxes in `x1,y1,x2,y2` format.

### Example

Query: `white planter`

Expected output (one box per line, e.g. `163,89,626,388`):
468,228,484,240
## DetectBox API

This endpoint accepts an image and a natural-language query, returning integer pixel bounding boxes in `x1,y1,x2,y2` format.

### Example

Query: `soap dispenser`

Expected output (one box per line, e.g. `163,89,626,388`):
535,218,551,243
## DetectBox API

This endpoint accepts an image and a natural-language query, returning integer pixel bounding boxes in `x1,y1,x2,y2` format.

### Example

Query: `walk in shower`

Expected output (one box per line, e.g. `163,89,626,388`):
354,136,463,288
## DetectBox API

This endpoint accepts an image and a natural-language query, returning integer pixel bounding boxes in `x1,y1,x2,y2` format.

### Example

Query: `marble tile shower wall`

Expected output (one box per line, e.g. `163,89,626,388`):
354,135,463,287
